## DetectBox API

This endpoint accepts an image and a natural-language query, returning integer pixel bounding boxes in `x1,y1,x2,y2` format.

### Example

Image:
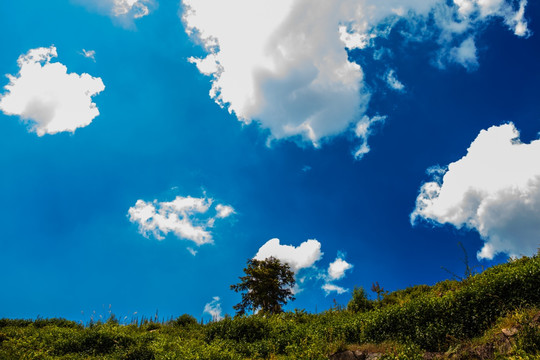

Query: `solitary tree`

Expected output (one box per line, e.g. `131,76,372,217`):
230,257,295,315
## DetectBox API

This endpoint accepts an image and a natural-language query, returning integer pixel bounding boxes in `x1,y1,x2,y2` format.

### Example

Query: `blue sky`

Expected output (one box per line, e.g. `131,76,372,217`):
0,0,539,322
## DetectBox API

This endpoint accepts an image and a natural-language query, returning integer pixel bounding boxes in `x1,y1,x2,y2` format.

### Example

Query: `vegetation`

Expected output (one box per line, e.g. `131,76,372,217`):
0,254,539,359
347,286,374,313
230,257,296,315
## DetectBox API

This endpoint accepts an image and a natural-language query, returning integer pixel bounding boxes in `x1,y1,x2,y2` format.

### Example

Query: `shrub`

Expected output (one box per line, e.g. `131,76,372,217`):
54,327,135,356
0,319,33,328
170,314,198,328
205,315,271,343
0,254,538,359
33,317,81,329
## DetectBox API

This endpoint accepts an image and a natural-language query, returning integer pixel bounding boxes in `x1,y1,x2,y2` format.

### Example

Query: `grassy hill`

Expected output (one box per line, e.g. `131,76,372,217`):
1,254,539,359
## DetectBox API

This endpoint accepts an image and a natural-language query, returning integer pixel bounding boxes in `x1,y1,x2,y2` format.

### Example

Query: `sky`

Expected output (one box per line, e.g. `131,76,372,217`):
0,0,539,322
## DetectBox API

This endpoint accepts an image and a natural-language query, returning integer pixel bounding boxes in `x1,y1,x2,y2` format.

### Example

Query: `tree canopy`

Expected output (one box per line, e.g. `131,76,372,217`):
230,257,295,315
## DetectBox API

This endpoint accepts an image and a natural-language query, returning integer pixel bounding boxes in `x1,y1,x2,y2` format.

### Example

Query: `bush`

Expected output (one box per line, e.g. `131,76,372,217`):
54,327,135,356
33,317,81,329
359,254,540,351
0,254,538,359
170,314,198,328
205,315,271,343
0,319,33,328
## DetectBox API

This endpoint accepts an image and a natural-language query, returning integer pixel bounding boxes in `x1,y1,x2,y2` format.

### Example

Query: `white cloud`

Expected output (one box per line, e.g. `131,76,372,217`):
254,238,323,273
182,0,528,149
254,238,355,296
182,0,371,146
203,296,223,321
435,0,529,37
112,0,150,18
322,254,353,296
327,257,353,281
353,115,386,160
215,204,235,219
508,0,529,37
455,0,529,37
128,194,234,247
339,26,376,50
449,37,479,70
412,123,540,260
0,46,105,136
73,0,152,24
385,69,405,92
81,49,96,61
322,283,348,295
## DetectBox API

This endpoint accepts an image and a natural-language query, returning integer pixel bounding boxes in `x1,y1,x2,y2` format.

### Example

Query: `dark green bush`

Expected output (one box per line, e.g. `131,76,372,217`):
54,327,135,355
0,319,33,328
170,314,198,328
142,322,161,331
33,317,81,329
205,315,271,343
125,343,156,360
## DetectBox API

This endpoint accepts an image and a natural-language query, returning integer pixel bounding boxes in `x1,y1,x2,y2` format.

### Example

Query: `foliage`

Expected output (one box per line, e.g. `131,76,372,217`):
378,284,431,307
230,257,295,315
0,254,538,359
169,314,199,328
347,287,374,313
371,281,388,302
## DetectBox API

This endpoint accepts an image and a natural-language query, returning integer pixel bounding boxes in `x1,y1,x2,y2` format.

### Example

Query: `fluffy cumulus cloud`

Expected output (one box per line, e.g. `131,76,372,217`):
322,254,353,295
254,239,354,295
183,0,369,147
0,46,105,136
73,0,152,23
215,204,235,219
128,194,234,247
182,0,529,150
254,238,323,273
327,256,354,281
411,123,540,260
453,0,529,36
112,0,150,18
203,296,223,321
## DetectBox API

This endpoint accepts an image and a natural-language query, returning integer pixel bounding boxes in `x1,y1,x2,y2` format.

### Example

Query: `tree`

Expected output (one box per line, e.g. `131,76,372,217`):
347,286,373,313
230,257,295,315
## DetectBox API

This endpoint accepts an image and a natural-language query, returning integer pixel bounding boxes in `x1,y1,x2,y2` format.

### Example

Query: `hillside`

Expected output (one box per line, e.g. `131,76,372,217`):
1,254,539,359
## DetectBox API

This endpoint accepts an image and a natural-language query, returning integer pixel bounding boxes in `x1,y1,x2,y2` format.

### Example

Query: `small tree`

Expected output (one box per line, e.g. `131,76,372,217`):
347,286,373,313
230,257,295,315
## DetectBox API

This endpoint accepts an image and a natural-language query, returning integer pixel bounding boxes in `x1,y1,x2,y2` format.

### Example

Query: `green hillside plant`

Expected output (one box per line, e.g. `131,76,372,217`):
0,253,538,359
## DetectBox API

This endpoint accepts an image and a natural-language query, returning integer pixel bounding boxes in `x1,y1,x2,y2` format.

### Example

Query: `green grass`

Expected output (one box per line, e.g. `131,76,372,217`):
1,254,539,359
